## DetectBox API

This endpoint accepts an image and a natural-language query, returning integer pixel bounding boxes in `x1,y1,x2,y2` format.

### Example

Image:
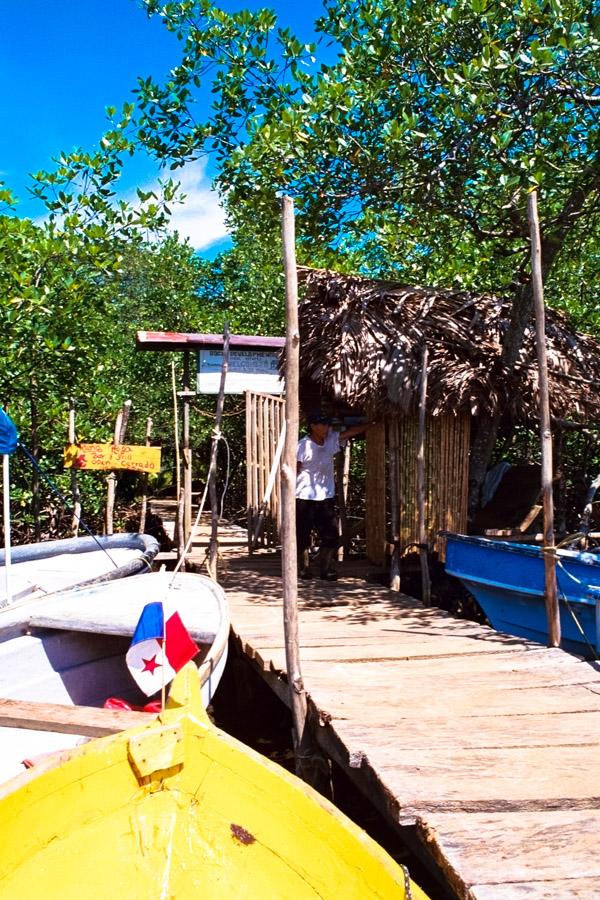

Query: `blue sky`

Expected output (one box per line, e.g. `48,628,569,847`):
0,0,331,254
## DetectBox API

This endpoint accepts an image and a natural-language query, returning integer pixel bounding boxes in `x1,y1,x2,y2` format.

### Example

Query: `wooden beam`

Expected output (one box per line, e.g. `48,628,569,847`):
0,698,151,737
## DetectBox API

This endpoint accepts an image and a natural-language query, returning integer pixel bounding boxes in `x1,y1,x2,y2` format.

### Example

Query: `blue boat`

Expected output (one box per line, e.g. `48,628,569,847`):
443,533,600,656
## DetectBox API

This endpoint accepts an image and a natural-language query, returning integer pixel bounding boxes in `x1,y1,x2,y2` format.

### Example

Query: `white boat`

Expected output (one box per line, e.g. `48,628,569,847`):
0,533,160,606
0,571,230,782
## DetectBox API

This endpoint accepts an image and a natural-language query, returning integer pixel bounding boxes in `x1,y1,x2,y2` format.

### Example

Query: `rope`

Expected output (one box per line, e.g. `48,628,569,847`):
553,555,599,659
170,428,232,581
16,443,122,569
197,404,246,418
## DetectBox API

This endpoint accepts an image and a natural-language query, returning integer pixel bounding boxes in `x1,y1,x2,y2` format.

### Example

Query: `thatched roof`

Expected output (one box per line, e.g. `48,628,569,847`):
297,268,600,422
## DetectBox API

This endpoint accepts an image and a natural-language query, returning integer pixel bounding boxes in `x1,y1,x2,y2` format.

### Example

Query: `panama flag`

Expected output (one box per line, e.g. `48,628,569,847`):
126,601,200,696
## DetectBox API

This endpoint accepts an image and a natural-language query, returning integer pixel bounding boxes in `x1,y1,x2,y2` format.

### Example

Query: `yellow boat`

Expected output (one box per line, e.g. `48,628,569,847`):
0,663,428,898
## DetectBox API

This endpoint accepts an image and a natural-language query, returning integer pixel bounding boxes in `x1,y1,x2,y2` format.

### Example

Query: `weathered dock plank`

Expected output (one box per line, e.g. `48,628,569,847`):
179,521,600,898
420,810,600,899
229,582,600,894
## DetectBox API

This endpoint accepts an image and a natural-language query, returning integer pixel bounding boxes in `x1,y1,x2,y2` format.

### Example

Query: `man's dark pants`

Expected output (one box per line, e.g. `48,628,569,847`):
296,498,339,555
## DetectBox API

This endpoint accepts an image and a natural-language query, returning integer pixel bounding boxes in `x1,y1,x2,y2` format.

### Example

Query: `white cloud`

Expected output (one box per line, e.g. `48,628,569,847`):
30,158,230,253
159,159,229,251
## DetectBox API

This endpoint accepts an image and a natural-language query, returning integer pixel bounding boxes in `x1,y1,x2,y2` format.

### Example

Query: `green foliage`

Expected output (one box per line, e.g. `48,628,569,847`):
137,0,600,299
195,226,285,335
0,142,209,536
3,0,600,535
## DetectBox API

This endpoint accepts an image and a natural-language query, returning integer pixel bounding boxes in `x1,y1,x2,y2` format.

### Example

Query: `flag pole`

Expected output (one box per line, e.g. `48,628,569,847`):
2,453,11,605
161,603,167,712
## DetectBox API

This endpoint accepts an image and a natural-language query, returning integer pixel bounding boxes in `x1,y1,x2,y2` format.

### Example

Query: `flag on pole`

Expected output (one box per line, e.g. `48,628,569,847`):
126,601,199,696
0,409,18,455
1,408,18,609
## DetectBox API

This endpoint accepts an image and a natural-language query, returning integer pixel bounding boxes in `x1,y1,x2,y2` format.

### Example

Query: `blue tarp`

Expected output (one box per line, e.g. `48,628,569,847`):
0,409,18,455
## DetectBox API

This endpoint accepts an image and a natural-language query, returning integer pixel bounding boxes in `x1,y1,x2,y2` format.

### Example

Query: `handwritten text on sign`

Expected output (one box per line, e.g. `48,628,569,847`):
64,444,161,474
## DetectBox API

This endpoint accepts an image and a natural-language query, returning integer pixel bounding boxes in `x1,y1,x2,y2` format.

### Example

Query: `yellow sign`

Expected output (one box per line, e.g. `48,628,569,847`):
64,444,161,474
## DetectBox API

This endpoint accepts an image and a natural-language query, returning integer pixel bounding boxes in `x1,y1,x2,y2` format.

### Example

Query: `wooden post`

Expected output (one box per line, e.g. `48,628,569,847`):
281,196,329,791
207,326,230,581
182,350,192,541
251,422,286,550
336,441,351,561
176,486,186,570
528,190,560,648
388,415,401,592
139,417,153,534
2,453,11,605
246,391,254,553
417,346,431,605
29,388,41,541
171,361,181,553
105,400,131,535
68,398,81,537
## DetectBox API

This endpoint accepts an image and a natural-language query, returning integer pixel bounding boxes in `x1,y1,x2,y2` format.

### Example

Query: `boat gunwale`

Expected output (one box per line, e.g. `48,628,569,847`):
0,533,159,566
442,531,600,569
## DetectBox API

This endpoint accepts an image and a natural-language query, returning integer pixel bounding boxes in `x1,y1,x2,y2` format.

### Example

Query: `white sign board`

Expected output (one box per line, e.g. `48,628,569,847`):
197,348,284,394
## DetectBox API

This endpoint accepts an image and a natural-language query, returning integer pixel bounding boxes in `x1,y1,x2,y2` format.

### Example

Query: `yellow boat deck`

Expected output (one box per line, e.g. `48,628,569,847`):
163,513,600,899
0,665,424,899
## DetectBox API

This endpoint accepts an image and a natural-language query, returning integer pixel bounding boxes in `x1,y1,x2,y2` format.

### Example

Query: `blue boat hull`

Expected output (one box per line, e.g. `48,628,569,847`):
443,534,600,656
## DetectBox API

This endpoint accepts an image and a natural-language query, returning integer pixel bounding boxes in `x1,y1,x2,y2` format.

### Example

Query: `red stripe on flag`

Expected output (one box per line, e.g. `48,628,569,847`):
164,611,199,672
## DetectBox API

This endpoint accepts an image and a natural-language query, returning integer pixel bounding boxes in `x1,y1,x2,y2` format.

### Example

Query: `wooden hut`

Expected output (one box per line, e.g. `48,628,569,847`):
296,267,600,566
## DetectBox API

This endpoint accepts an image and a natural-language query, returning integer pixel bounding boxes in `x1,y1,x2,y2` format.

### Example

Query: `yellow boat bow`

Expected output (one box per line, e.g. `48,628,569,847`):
0,664,428,898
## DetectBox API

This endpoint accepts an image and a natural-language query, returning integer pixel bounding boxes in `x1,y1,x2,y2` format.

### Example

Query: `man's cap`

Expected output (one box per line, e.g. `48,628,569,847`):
307,411,332,425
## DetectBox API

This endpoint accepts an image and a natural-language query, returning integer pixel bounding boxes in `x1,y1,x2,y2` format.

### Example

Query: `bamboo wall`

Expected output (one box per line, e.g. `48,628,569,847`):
365,422,387,563
365,413,470,564
246,391,286,549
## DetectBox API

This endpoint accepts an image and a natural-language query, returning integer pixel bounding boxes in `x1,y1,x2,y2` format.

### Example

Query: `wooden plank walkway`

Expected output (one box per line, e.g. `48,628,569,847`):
159,511,600,899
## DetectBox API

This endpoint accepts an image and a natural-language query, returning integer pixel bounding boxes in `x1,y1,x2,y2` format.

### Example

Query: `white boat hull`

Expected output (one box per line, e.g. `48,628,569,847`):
0,571,229,781
0,533,159,606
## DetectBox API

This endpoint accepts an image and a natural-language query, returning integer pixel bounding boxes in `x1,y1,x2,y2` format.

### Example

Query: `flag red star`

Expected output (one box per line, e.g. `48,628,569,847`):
141,655,161,674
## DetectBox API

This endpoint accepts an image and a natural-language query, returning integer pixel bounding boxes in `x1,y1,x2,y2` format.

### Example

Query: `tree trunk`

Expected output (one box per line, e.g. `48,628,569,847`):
468,168,599,525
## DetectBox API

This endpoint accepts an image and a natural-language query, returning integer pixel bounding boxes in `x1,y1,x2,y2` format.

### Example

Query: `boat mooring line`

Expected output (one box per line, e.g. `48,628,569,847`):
555,559,599,659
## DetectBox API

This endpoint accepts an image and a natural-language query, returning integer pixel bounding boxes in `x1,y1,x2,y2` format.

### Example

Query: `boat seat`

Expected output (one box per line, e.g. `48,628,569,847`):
472,465,544,537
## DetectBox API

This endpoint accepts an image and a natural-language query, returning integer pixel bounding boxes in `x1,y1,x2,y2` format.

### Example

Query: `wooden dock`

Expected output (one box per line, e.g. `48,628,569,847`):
164,513,600,898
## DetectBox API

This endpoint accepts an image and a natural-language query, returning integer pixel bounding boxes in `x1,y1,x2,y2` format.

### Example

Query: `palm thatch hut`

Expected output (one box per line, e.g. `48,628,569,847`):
296,267,600,565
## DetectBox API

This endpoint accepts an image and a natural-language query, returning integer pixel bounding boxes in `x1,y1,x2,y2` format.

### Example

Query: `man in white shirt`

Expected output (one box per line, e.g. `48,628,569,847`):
296,412,370,580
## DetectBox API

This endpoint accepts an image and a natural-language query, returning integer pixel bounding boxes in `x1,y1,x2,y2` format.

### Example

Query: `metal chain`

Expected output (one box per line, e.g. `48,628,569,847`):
401,864,412,899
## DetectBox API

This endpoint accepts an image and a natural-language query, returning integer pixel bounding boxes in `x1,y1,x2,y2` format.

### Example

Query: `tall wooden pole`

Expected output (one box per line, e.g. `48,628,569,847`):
417,346,431,606
68,398,81,537
281,196,313,781
207,326,230,581
105,400,131,535
182,350,192,541
2,453,11,605
139,416,153,535
528,190,560,648
171,361,181,552
388,415,401,592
